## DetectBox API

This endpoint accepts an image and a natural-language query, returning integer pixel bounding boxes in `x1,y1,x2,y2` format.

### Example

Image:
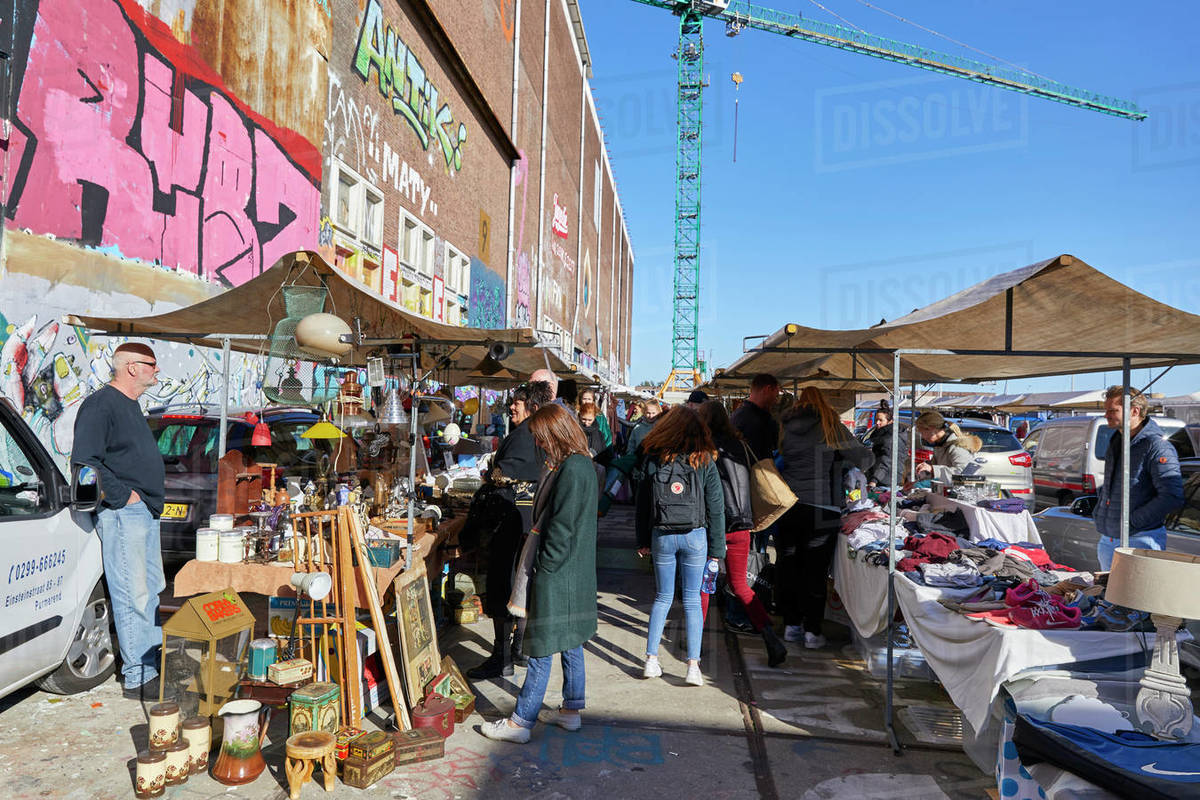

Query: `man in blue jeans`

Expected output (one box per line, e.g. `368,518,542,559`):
73,343,166,701
1093,386,1183,570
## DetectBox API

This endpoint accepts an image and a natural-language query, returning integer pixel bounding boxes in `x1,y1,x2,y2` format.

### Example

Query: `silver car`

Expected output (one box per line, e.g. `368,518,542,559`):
929,418,1035,509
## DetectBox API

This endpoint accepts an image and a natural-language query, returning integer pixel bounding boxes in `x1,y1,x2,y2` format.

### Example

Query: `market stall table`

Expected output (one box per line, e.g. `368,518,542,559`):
924,493,1042,545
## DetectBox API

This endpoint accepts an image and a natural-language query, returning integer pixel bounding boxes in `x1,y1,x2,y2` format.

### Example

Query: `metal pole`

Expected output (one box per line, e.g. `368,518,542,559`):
1121,358,1131,548
218,337,231,458
406,361,419,570
909,382,917,481
885,352,902,755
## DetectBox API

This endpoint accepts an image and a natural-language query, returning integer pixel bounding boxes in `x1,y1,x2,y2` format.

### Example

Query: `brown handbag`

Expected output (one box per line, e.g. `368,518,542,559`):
747,446,798,532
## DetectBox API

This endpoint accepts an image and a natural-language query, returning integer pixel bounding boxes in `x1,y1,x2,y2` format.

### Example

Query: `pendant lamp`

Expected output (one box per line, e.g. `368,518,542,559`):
377,387,410,426
244,412,272,447
301,410,345,440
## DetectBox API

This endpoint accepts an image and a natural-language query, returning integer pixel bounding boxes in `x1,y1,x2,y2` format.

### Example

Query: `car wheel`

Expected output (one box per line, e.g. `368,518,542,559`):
35,580,117,694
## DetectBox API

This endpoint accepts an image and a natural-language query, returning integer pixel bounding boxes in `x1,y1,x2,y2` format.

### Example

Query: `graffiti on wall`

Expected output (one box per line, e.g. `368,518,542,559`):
352,0,469,174
0,312,266,469
4,0,321,286
468,258,506,329
512,151,533,327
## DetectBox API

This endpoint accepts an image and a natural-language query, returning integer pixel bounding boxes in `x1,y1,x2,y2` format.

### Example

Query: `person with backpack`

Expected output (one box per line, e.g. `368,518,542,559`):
777,387,873,649
697,401,787,667
635,406,726,686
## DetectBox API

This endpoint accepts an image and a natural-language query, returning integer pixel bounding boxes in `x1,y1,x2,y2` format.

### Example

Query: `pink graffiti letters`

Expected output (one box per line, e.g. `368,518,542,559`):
6,0,319,286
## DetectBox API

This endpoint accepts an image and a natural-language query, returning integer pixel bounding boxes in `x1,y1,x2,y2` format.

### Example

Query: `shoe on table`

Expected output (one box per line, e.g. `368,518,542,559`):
642,657,663,679
467,657,514,680
803,632,827,650
480,718,531,744
1009,597,1082,630
685,663,704,686
783,625,805,642
546,709,582,731
123,676,161,702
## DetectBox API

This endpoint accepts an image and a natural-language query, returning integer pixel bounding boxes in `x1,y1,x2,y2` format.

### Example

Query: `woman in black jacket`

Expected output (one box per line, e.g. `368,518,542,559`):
865,403,908,488
777,388,872,649
697,402,787,667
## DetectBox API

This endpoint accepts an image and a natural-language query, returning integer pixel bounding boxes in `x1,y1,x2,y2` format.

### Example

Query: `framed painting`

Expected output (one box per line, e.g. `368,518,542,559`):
393,563,441,709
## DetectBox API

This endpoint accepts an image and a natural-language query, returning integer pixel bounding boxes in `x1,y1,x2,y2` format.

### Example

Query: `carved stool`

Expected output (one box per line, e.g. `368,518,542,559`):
284,731,335,799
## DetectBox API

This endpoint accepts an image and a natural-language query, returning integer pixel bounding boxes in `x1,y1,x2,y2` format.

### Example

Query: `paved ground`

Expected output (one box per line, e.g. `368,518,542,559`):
0,505,989,799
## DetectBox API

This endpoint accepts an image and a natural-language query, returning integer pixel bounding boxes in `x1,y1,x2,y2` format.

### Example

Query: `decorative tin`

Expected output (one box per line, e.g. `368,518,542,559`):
452,604,478,624
391,728,445,766
341,750,394,789
135,750,166,798
450,693,475,723
164,740,191,786
181,717,211,775
348,730,394,761
247,638,277,681
335,727,365,761
148,702,180,751
411,694,455,739
424,671,452,698
268,658,313,685
288,680,339,736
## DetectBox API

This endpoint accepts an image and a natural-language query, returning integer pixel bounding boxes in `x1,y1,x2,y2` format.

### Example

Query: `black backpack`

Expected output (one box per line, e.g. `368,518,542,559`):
650,458,705,531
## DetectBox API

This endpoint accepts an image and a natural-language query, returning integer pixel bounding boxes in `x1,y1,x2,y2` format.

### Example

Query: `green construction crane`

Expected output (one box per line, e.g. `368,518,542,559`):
632,0,1146,392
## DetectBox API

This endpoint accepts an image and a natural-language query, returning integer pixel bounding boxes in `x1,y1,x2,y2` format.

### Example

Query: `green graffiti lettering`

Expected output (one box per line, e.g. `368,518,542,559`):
352,0,466,173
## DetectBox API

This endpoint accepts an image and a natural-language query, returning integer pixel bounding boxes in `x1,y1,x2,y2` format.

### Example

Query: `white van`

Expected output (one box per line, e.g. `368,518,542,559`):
0,397,115,698
1022,414,1189,510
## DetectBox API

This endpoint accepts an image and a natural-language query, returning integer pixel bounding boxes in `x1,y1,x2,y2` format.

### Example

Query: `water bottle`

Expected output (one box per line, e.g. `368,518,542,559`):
700,558,719,595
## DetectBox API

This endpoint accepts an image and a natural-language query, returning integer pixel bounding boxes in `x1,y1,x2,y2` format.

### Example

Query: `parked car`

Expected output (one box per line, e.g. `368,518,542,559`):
1022,415,1188,510
146,405,335,563
0,397,114,699
936,417,1035,508
1033,457,1200,668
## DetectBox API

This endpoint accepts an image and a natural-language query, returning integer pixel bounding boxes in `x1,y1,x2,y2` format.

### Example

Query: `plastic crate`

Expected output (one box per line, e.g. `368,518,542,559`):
365,539,401,567
852,627,939,682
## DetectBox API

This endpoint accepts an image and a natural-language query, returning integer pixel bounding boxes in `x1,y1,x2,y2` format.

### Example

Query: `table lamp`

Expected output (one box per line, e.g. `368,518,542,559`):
1105,547,1200,739
285,571,333,661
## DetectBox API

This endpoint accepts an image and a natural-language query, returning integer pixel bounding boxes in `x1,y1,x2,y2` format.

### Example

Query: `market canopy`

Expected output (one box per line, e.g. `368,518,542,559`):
709,254,1200,389
65,250,570,380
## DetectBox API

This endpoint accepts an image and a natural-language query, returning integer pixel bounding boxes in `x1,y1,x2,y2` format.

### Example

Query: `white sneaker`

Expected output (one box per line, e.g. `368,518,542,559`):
803,632,827,650
685,663,703,686
643,657,663,678
480,718,531,743
784,625,805,642
546,709,582,731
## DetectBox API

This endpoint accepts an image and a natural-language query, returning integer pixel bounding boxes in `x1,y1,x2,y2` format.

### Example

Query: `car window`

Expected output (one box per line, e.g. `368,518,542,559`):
1092,425,1115,461
1168,427,1197,460
1169,471,1200,534
149,419,218,473
0,418,48,516
1022,428,1042,457
961,426,1022,453
1035,424,1084,472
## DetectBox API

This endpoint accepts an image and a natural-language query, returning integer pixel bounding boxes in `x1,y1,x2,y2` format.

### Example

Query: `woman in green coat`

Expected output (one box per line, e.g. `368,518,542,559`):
481,404,598,744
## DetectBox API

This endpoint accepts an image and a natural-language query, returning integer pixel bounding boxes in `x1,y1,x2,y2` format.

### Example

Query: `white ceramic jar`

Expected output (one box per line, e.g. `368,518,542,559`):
218,530,244,563
209,513,235,531
194,528,219,561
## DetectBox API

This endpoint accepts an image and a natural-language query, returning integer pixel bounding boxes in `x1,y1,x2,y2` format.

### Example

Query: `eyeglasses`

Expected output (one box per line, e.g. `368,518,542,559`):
133,361,158,369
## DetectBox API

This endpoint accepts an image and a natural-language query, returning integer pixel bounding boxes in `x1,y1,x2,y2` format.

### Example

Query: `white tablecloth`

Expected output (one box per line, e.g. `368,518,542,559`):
833,538,893,638
925,493,1041,545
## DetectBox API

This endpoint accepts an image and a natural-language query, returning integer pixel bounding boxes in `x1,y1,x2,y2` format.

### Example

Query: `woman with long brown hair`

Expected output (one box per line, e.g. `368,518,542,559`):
480,404,598,743
777,387,871,649
635,406,725,686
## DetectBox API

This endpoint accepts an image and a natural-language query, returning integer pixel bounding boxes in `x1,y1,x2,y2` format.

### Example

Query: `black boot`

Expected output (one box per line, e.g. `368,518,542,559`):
762,626,787,668
511,617,528,668
467,618,515,679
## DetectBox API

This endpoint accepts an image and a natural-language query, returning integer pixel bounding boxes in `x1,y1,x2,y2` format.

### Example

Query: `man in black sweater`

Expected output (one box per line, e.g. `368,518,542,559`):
731,373,780,461
72,342,166,701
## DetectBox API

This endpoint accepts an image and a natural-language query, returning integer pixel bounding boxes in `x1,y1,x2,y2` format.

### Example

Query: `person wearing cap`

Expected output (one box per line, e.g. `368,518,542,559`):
910,410,983,485
72,342,166,701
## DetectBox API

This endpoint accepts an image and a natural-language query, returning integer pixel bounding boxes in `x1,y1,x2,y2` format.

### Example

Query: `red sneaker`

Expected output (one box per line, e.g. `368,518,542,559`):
1009,597,1082,629
1004,579,1041,607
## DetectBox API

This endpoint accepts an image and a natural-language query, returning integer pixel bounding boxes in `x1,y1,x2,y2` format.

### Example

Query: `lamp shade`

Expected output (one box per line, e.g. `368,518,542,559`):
290,571,332,602
294,313,352,358
440,423,462,447
377,387,409,426
301,419,345,439
251,421,272,447
1106,548,1200,619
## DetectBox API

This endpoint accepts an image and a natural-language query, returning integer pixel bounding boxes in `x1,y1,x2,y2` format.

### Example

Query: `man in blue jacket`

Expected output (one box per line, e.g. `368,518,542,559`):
1093,386,1184,570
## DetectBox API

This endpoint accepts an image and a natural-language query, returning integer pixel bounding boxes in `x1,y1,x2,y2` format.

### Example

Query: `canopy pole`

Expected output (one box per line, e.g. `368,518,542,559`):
218,337,231,458
1121,358,1131,548
885,351,903,756
909,382,917,481
406,357,420,571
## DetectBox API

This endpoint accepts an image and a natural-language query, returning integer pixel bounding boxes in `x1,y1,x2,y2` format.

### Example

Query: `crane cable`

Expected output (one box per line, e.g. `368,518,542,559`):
804,0,868,35
849,0,1055,83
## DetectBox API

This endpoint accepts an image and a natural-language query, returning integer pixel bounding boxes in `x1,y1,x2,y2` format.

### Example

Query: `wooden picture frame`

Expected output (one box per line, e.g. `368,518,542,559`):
441,655,471,696
393,563,441,709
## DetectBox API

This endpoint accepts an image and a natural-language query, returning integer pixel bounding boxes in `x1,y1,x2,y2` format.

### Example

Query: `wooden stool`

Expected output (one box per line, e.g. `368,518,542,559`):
284,731,335,799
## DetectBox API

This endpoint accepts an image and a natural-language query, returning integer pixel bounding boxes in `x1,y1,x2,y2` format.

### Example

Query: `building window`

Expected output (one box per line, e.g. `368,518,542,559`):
362,190,383,249
330,159,384,277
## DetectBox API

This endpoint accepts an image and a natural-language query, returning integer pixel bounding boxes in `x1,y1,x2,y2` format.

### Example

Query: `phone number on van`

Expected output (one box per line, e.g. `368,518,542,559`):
8,550,68,584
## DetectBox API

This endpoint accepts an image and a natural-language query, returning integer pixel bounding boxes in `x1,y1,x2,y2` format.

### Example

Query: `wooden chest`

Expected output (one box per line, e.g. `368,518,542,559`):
341,750,394,788
392,728,445,766
348,730,394,761
288,681,340,736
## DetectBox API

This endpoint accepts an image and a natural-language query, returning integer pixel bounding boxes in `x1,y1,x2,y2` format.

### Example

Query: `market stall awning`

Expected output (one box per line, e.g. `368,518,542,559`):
64,250,569,379
712,255,1200,386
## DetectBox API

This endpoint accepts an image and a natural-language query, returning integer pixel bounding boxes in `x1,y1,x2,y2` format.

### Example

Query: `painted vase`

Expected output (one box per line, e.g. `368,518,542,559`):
210,699,270,786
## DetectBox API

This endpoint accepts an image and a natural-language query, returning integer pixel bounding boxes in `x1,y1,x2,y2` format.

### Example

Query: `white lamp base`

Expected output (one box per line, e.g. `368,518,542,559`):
1136,614,1193,740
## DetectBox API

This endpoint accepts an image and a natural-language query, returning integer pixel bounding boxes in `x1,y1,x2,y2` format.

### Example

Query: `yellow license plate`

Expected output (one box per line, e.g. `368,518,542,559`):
161,503,189,520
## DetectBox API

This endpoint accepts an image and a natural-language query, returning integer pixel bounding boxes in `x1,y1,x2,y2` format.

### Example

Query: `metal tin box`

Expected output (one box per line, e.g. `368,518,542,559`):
412,694,455,739
348,730,393,761
450,693,475,723
424,671,452,698
391,728,445,766
288,681,339,736
268,658,313,685
341,750,394,788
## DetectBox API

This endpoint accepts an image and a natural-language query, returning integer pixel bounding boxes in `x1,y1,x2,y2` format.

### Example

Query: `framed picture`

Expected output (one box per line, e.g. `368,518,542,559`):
393,563,441,709
442,655,471,696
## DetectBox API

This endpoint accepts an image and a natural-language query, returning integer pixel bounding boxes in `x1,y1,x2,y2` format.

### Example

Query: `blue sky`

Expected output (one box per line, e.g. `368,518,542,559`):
578,0,1200,397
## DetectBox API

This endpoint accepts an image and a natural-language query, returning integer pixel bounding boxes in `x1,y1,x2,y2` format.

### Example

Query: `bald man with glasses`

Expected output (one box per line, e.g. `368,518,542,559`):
73,342,166,701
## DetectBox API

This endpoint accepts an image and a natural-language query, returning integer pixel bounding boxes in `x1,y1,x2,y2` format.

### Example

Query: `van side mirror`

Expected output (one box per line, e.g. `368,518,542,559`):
1070,495,1097,517
71,463,103,512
